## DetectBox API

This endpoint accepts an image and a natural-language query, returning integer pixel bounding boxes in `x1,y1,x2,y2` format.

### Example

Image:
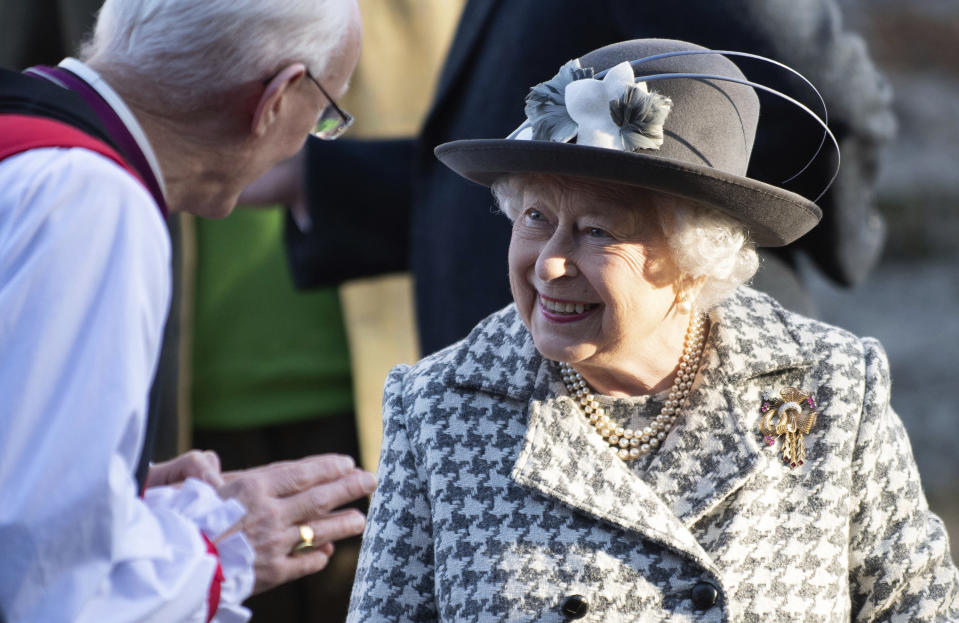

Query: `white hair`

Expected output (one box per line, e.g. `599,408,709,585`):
656,197,759,309
492,174,759,310
81,0,352,111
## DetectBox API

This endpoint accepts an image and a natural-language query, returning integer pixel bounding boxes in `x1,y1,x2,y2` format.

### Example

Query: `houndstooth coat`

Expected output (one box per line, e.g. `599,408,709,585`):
348,287,959,622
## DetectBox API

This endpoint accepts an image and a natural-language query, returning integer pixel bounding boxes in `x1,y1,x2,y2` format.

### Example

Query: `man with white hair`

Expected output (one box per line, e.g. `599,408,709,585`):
0,0,369,621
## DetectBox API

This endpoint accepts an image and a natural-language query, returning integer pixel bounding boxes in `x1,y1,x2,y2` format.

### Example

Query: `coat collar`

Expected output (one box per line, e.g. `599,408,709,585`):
450,287,814,402
448,287,815,562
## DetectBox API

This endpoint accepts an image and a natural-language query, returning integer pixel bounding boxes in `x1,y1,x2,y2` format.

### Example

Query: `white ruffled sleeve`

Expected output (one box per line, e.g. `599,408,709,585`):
144,479,255,623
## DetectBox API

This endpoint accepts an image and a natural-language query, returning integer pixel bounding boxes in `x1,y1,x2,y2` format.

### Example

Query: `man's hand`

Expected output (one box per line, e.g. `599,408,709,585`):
217,454,376,595
145,450,224,488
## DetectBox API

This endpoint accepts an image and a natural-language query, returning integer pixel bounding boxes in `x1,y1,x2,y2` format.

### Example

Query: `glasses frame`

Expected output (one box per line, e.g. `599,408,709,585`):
304,70,354,140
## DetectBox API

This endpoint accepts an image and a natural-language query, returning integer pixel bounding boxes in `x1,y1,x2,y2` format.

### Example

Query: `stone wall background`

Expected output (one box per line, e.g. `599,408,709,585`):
844,0,959,257
811,0,959,560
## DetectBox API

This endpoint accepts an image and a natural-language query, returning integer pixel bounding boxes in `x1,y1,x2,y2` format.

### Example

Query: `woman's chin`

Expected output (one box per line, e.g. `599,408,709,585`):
531,335,597,365
528,305,604,360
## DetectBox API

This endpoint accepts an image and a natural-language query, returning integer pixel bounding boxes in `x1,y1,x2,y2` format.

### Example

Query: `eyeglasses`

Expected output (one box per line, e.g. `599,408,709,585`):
305,70,353,140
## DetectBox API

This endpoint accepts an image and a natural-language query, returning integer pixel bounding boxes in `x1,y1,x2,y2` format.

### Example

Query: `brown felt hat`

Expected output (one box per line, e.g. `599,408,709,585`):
434,38,824,247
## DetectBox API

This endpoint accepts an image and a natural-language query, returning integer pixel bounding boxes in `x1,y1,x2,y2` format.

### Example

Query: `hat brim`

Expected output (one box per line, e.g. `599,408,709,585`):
434,139,822,247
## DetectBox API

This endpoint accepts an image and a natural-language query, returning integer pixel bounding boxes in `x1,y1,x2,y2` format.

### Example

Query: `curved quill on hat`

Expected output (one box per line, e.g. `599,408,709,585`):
435,38,837,246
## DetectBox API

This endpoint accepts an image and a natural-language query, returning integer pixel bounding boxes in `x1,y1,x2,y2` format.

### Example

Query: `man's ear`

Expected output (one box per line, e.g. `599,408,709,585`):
251,63,307,137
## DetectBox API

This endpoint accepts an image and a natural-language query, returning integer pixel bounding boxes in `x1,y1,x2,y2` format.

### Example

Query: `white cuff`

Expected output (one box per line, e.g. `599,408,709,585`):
144,479,255,621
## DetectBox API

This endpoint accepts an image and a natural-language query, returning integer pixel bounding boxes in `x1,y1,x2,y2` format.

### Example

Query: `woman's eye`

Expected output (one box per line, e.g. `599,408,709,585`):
523,208,544,222
586,226,611,238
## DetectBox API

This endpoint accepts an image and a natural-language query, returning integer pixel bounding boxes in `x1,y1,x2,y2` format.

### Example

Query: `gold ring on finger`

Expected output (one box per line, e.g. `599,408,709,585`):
291,524,315,555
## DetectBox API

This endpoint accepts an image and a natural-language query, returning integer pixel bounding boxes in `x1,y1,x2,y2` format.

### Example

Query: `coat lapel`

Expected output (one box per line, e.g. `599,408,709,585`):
510,356,719,575
646,289,815,526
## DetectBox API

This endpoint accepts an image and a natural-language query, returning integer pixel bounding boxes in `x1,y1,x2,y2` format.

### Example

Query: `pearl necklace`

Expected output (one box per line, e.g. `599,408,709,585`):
559,313,708,461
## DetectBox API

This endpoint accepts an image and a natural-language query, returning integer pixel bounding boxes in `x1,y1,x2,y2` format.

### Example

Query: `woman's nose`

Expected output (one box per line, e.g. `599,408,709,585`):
535,234,578,281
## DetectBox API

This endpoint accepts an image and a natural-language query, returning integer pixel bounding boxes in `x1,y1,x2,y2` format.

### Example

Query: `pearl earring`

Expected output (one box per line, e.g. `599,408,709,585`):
677,293,692,315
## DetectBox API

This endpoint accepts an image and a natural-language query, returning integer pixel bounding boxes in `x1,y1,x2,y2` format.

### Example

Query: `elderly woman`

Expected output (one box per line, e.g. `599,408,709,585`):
348,39,959,621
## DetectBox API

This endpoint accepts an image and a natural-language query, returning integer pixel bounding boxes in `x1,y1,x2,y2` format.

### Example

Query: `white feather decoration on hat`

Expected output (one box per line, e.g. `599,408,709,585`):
565,61,672,152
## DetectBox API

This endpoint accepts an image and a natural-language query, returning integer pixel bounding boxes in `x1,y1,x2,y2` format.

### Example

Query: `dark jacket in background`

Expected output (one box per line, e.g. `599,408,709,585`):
287,0,895,354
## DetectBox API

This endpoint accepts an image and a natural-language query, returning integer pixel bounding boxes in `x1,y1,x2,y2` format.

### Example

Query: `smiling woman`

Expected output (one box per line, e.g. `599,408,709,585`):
504,177,692,397
347,38,959,622
496,173,757,397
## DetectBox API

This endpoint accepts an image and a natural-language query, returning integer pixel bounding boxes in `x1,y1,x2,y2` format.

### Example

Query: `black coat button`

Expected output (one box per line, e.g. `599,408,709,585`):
561,594,589,619
690,581,719,610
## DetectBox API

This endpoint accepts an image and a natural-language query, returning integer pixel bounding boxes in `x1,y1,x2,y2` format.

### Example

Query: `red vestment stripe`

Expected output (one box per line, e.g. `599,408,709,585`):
202,534,225,622
0,114,147,192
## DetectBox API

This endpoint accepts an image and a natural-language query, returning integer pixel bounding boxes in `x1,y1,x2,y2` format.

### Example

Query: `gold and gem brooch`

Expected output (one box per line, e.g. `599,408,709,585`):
759,388,819,468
